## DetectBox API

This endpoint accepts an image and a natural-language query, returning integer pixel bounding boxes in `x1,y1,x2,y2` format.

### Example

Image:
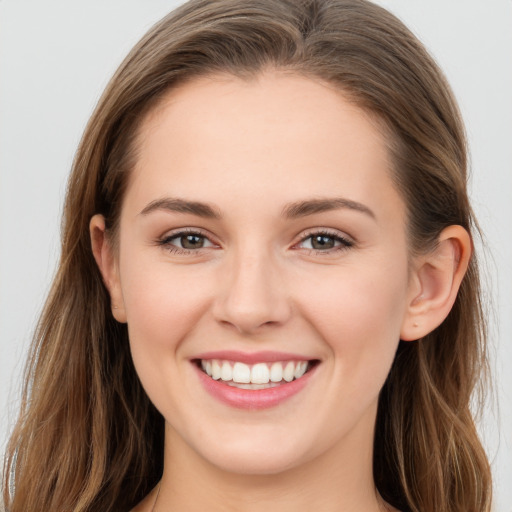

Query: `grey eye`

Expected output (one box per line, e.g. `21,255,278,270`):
310,235,336,250
298,232,353,252
301,234,339,250
180,234,206,249
162,231,215,251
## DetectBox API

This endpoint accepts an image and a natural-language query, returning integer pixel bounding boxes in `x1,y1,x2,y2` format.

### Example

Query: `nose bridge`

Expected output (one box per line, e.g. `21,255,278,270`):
214,242,290,333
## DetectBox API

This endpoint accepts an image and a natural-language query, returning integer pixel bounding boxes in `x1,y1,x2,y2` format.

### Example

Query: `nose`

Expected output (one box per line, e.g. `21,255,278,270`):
213,248,292,334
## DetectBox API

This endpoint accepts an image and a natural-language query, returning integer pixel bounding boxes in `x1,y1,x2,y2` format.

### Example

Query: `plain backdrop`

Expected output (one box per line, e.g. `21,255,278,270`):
1,1,511,510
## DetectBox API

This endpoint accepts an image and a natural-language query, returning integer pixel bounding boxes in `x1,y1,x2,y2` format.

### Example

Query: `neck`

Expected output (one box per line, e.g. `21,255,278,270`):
156,421,387,512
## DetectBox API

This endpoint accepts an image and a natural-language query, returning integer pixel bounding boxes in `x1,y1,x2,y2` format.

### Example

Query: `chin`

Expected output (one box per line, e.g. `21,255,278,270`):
193,430,312,476
207,449,302,476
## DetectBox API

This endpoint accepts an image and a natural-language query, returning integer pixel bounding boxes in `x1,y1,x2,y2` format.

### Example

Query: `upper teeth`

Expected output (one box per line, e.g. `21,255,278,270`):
201,360,309,384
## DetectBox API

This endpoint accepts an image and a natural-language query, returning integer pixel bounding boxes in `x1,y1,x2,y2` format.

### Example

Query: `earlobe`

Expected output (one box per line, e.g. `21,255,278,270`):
89,214,127,323
400,225,471,341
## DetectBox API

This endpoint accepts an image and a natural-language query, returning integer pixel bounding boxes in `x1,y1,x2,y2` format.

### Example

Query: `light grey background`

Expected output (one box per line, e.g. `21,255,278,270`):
1,1,511,510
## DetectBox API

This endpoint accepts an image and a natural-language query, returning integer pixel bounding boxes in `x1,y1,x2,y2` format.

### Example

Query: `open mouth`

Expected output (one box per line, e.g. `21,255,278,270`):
195,359,318,390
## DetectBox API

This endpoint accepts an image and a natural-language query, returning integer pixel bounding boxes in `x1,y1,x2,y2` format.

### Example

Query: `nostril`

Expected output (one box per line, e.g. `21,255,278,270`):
212,268,292,333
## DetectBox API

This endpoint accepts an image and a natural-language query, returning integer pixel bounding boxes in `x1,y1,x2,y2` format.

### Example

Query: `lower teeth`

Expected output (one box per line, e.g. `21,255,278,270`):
224,381,284,389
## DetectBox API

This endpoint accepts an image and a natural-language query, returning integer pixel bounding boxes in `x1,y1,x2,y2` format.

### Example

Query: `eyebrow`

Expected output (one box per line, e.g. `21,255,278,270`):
139,196,375,220
282,197,376,219
139,198,222,219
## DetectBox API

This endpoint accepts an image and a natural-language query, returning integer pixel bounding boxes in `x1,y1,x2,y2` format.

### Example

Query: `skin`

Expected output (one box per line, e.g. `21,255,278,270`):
91,71,471,512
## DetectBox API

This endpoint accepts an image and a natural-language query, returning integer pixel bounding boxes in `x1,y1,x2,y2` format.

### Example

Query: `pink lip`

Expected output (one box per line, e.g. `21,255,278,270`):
193,350,312,364
193,360,318,410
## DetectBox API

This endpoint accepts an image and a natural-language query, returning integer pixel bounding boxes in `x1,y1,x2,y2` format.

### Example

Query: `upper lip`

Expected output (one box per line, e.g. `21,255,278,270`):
193,350,316,365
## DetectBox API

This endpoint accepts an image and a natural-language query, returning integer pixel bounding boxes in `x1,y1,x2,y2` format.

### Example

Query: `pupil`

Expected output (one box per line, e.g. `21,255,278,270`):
312,235,334,250
181,234,204,249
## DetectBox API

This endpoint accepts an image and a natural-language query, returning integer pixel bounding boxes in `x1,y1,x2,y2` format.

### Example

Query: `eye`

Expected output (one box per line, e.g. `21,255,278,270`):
297,231,353,253
158,229,216,254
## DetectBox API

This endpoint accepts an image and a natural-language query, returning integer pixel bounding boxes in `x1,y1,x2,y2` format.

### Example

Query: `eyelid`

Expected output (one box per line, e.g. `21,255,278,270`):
155,226,354,255
157,227,220,252
292,227,355,252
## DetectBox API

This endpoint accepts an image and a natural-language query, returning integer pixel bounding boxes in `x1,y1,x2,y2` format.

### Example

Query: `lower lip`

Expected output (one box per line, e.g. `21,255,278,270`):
194,363,317,410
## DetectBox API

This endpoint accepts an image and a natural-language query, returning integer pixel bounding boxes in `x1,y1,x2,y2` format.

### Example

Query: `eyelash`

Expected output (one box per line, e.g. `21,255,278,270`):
157,228,354,255
294,229,354,255
157,228,216,255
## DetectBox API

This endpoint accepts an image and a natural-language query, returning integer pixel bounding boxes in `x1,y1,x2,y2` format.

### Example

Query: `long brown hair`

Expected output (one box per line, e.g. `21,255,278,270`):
3,1,492,511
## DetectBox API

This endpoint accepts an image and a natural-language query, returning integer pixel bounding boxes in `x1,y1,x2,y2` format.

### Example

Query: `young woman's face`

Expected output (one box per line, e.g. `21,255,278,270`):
111,72,416,475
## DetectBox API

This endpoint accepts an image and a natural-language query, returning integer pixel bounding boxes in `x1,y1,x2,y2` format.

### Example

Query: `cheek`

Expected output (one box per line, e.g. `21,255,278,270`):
298,270,408,442
118,251,215,361
117,254,220,418
294,260,409,375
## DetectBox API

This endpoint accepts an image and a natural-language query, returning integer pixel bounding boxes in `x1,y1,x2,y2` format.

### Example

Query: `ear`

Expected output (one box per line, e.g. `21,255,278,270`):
400,225,471,341
90,214,127,323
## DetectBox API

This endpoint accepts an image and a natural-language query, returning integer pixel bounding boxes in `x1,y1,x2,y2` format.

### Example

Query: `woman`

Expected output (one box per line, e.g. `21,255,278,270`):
2,0,492,511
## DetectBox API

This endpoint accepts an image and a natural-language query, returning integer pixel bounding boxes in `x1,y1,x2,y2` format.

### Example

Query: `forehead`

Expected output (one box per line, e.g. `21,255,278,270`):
126,71,404,224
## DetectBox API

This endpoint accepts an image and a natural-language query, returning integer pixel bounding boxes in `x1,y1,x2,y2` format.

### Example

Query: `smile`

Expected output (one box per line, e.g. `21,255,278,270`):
200,359,309,389
193,353,319,409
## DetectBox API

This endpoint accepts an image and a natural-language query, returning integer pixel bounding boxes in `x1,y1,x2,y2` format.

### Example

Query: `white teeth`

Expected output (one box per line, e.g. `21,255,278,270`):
294,361,307,379
211,360,222,380
251,363,270,384
201,359,311,385
202,360,213,377
283,361,295,382
232,362,251,383
226,381,281,389
270,362,283,382
221,361,232,381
